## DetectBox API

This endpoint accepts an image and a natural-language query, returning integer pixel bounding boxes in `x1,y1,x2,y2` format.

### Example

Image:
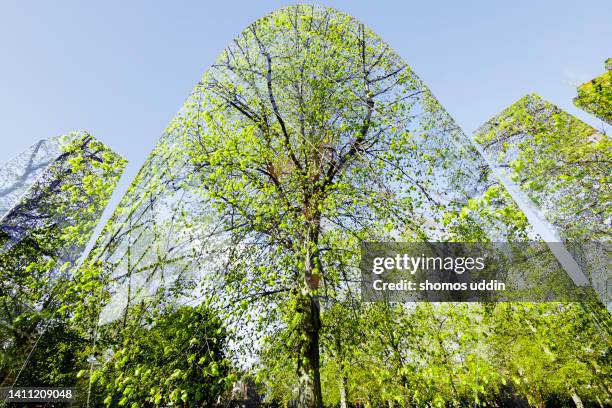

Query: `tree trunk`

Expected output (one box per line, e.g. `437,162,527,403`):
335,337,348,408
570,388,584,408
295,289,323,408
295,194,323,407
339,369,348,408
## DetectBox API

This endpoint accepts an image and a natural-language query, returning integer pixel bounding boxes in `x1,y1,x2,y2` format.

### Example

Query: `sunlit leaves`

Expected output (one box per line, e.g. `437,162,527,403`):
574,57,612,124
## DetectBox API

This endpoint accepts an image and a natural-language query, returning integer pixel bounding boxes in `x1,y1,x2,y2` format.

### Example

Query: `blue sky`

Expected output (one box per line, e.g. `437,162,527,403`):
1,0,610,214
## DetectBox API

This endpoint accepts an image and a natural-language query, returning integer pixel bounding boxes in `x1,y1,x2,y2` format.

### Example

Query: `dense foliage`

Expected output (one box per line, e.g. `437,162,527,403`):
0,132,126,391
91,305,231,407
574,57,612,124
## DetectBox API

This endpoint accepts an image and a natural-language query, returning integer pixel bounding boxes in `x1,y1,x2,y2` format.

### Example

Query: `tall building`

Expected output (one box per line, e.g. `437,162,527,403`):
475,93,610,242
0,131,126,386
0,134,68,219
474,93,610,304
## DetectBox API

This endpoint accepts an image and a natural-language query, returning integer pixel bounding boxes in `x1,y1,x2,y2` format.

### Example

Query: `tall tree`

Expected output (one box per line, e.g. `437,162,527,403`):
80,5,503,406
174,5,509,406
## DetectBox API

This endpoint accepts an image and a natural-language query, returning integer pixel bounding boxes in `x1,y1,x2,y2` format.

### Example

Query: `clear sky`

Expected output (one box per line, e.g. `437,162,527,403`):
1,0,610,225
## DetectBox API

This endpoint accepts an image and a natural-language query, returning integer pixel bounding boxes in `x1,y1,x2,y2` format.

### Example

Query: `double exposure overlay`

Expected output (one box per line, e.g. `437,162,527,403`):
1,5,610,408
